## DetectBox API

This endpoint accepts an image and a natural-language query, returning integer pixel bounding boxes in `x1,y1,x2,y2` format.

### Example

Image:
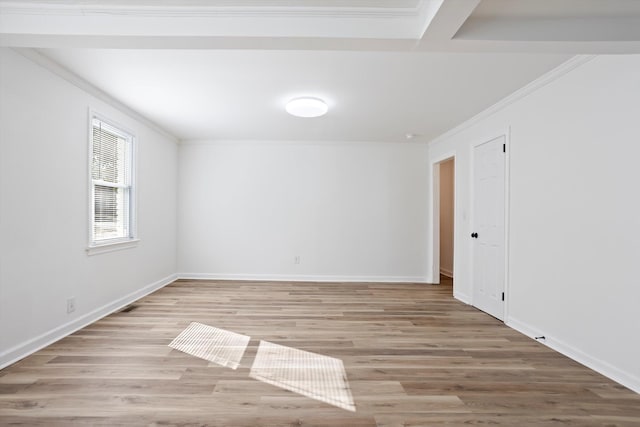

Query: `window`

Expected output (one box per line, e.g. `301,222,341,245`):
89,115,135,249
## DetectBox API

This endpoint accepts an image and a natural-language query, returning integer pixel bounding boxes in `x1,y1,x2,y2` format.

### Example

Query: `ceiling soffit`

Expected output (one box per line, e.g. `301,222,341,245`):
455,0,640,42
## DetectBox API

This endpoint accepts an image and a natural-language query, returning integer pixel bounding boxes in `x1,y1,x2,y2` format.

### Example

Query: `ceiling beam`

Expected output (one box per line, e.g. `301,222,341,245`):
0,34,417,51
419,0,481,41
455,16,640,42
0,2,425,41
2,0,640,53
3,33,640,54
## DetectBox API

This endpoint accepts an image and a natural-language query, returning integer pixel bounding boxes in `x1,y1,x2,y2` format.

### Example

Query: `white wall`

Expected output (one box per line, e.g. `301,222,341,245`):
4,45,637,396
178,141,428,282
0,48,178,367
439,159,454,277
428,55,640,393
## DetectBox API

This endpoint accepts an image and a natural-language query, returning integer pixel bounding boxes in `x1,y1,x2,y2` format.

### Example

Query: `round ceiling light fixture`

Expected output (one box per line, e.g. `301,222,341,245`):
286,97,328,118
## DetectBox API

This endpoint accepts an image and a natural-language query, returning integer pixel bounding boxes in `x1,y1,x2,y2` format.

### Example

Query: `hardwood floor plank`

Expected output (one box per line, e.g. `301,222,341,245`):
0,279,638,426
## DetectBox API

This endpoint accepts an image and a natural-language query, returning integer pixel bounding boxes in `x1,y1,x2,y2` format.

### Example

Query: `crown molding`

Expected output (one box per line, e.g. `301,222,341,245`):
0,1,431,41
427,54,596,148
179,139,428,147
0,3,422,19
12,48,178,143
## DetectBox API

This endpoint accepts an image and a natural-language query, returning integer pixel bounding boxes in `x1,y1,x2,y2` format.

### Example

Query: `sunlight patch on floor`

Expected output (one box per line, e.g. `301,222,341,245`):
249,340,356,412
169,322,250,369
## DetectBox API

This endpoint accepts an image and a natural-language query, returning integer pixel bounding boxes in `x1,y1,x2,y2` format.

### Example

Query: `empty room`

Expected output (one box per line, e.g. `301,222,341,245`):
1,0,639,425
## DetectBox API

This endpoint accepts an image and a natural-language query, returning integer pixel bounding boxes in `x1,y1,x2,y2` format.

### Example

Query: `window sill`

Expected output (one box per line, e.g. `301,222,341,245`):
87,239,140,256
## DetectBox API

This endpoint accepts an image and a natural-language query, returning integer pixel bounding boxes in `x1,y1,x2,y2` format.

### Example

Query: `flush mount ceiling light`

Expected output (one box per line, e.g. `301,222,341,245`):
286,97,328,118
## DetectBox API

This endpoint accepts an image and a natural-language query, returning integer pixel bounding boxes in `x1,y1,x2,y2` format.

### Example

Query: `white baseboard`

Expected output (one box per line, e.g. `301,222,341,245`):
507,316,640,394
453,290,471,305
0,273,178,370
178,272,427,283
440,268,453,278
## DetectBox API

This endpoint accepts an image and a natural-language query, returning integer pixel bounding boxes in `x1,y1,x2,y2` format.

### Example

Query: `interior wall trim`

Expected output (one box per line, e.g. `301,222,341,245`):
178,273,429,284
12,47,178,143
439,268,453,278
453,290,471,305
0,273,179,370
507,316,640,394
428,55,596,148
0,4,422,20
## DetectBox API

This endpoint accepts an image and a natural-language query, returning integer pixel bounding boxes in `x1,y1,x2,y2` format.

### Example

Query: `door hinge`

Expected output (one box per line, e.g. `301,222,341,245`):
501,292,505,301
502,143,506,153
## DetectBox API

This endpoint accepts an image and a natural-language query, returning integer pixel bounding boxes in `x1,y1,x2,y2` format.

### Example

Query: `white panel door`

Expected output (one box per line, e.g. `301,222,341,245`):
472,135,506,320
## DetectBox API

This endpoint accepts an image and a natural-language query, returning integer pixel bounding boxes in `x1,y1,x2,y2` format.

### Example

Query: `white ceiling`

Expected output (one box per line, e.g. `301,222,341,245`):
39,49,570,142
2,0,640,142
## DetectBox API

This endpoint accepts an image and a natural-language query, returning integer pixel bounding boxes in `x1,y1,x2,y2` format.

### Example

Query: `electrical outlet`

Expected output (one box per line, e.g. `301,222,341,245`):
294,255,300,265
66,297,76,314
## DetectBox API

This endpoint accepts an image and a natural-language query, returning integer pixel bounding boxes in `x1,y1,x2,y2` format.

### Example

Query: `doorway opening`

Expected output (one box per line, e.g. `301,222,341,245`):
430,154,455,292
438,158,455,290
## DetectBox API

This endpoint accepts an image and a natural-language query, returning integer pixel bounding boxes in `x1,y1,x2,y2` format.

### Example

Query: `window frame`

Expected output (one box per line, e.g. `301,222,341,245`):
87,110,138,255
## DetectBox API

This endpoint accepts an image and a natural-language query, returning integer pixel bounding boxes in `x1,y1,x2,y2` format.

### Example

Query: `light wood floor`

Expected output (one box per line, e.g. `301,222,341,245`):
1,278,639,426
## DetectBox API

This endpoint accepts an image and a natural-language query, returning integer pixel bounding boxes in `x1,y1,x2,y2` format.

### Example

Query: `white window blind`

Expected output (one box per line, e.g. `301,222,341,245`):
90,117,134,244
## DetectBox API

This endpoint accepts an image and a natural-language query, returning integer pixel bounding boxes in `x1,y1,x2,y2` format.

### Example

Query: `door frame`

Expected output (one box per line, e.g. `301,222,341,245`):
428,150,457,286
469,128,511,321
